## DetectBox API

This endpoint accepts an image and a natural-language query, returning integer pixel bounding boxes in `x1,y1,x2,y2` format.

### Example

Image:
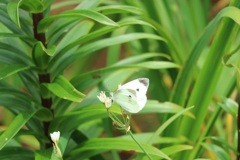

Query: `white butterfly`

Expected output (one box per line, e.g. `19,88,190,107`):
110,78,149,113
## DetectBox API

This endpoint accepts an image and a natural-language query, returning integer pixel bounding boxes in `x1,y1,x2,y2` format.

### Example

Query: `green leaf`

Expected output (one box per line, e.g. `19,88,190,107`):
53,18,157,56
0,33,36,46
218,98,238,116
202,143,230,160
73,33,166,58
70,53,171,87
48,18,159,76
51,0,85,10
50,152,62,160
35,149,52,160
141,101,195,118
178,5,240,142
32,41,56,69
19,0,45,13
147,106,194,145
0,64,30,80
42,75,85,102
0,111,37,150
70,138,171,160
41,0,55,10
49,105,112,132
131,61,179,69
0,147,34,160
0,42,32,64
171,6,240,105
50,33,166,76
35,108,53,121
0,88,39,113
95,5,143,15
47,18,94,47
121,133,187,145
38,9,119,32
0,90,45,134
207,136,237,153
115,52,171,65
50,132,71,160
55,20,94,53
162,145,193,156
79,61,178,79
7,1,21,28
6,0,45,27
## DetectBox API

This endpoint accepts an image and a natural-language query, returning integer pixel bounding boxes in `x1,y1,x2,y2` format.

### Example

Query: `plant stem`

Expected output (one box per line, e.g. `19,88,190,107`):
32,13,52,149
128,131,152,160
32,13,46,46
39,74,52,149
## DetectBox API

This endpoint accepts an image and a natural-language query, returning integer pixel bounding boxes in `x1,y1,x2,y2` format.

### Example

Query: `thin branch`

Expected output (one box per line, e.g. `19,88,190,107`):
128,131,152,160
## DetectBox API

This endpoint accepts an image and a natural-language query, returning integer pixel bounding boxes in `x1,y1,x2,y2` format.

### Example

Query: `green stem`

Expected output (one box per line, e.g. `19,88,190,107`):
128,131,153,160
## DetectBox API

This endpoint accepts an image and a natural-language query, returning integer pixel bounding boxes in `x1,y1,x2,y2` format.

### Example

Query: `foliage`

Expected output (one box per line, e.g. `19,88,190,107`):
0,0,239,159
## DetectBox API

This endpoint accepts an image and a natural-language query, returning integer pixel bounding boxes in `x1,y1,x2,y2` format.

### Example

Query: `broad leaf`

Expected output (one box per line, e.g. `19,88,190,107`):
42,75,85,102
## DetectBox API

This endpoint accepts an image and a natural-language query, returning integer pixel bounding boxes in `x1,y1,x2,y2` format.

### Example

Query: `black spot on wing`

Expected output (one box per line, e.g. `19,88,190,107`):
139,78,149,87
128,95,132,102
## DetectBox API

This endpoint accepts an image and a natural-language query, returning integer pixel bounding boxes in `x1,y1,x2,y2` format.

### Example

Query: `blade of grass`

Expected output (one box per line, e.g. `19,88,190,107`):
167,5,240,138
178,1,240,159
0,111,37,150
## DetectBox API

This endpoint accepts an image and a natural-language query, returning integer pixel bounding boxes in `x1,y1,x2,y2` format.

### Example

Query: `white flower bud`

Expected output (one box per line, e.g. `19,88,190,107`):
97,91,107,103
50,131,60,144
105,97,112,109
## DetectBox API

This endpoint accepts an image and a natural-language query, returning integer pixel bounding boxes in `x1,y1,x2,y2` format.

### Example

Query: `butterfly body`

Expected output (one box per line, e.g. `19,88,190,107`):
110,78,149,113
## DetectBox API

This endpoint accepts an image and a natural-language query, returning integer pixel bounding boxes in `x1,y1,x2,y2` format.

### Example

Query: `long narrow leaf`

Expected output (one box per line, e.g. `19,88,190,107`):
42,75,85,102
38,9,118,32
50,33,166,77
147,106,194,145
171,6,240,105
70,138,171,160
0,111,37,150
0,64,29,80
7,1,21,27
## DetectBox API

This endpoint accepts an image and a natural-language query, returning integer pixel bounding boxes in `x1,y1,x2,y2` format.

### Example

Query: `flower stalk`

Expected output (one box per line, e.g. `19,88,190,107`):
97,91,152,159
128,131,153,160
50,131,63,159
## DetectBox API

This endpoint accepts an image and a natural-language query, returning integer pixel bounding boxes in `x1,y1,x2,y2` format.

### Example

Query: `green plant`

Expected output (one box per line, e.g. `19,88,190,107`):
0,0,239,160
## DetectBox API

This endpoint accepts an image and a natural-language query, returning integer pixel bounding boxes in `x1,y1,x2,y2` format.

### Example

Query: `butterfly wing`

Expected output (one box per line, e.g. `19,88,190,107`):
118,78,149,96
112,89,147,113
112,89,139,113
111,78,149,113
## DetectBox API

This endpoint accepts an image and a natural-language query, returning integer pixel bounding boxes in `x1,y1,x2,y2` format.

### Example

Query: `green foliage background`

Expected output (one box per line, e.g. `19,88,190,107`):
0,0,239,159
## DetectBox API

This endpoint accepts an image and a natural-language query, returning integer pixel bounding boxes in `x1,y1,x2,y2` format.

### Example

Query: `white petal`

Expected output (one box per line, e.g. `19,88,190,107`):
50,131,60,142
105,97,112,109
97,91,107,103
